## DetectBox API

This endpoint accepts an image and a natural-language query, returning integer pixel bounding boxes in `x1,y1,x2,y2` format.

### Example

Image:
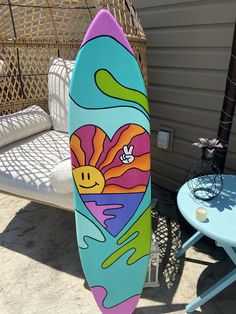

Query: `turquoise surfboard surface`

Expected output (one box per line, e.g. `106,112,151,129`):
68,9,151,313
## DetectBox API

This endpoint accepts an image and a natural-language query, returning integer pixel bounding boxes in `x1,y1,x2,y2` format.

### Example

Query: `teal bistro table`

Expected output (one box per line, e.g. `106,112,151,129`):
176,174,236,313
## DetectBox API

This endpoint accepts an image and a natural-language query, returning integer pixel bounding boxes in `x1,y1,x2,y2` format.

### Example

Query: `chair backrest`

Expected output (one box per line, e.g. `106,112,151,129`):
48,58,74,133
0,0,147,116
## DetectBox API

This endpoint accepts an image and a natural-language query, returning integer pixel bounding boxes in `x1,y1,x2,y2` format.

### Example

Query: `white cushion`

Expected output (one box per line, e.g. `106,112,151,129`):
49,157,73,194
0,130,74,210
48,58,75,133
0,105,52,149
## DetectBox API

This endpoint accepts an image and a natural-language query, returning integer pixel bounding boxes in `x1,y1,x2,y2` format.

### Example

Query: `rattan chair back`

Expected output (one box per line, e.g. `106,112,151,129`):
0,0,147,115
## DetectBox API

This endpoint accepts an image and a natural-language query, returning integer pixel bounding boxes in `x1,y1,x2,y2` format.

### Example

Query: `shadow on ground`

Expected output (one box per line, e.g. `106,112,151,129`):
1,185,236,313
197,258,236,314
138,185,236,314
136,207,186,313
0,197,185,308
0,202,84,279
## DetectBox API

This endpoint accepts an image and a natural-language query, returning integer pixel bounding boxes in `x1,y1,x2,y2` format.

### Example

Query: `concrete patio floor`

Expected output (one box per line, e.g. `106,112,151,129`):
0,189,236,314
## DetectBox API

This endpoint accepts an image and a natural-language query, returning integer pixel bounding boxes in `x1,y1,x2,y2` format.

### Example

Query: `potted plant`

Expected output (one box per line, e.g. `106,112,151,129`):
187,138,223,201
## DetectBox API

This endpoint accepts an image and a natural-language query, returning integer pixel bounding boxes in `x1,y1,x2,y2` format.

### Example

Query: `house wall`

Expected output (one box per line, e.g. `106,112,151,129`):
134,0,236,191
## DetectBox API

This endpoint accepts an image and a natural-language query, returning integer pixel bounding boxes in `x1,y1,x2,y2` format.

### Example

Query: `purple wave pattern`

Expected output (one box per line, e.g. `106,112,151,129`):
85,201,123,228
91,286,140,314
81,193,144,237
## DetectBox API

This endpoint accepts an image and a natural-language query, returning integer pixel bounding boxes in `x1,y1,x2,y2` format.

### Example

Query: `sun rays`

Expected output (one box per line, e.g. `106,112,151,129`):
70,124,150,194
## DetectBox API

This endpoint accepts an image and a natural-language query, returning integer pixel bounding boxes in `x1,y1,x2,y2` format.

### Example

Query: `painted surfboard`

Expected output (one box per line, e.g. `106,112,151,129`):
68,9,151,314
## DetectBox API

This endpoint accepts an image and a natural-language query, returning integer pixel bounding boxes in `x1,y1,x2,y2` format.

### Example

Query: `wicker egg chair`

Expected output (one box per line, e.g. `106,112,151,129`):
0,0,147,116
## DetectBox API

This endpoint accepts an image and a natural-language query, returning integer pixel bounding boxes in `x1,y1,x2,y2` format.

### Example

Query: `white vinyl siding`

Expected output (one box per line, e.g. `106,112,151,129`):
134,0,236,191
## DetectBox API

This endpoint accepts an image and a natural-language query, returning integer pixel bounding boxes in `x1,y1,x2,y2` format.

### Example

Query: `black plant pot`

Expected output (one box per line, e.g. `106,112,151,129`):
187,148,223,201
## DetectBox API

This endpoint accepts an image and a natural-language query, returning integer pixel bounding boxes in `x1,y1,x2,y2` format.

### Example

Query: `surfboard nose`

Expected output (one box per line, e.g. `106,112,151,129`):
81,9,134,54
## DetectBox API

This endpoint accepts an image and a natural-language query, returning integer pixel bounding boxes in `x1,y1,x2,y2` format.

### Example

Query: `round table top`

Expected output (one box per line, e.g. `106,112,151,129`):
177,174,236,247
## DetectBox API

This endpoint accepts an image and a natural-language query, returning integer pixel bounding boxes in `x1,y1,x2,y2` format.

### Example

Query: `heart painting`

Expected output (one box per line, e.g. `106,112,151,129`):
70,124,150,237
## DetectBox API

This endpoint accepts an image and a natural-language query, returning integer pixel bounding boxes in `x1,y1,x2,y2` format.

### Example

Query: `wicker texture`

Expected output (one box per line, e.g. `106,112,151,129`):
0,0,147,115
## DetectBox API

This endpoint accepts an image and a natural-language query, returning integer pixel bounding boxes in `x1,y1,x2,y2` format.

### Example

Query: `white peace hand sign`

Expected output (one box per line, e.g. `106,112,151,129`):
120,145,135,164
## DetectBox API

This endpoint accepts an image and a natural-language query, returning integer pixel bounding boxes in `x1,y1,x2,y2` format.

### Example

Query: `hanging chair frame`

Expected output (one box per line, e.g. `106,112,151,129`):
0,0,147,116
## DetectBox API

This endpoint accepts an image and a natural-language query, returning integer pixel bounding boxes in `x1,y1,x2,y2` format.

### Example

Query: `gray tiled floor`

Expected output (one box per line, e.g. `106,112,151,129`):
0,188,235,314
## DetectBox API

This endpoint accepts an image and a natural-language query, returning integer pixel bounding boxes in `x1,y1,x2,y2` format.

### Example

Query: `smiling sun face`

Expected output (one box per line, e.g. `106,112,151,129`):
73,166,105,194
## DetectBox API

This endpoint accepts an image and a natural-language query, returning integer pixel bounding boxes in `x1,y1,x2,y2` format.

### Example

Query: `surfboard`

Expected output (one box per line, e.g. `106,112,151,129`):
68,9,151,313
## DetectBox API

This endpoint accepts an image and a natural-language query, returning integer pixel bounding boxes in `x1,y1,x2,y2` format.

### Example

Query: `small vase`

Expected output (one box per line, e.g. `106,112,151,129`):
187,148,223,201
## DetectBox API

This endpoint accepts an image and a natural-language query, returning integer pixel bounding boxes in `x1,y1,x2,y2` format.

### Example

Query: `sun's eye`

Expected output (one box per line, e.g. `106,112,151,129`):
88,173,90,180
82,172,85,180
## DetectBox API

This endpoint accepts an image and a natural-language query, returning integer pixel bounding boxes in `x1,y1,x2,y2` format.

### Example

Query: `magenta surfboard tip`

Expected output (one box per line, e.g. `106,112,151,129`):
81,9,134,54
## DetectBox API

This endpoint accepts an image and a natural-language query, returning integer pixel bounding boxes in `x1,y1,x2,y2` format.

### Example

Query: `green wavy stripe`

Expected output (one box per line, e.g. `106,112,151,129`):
102,206,151,269
95,69,149,113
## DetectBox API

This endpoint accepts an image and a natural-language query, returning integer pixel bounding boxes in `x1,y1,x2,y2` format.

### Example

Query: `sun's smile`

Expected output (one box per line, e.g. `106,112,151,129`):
79,182,98,189
73,166,105,194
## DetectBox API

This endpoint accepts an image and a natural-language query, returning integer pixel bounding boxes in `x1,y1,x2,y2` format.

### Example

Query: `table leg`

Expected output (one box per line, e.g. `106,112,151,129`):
186,267,236,313
223,246,236,265
176,230,204,258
